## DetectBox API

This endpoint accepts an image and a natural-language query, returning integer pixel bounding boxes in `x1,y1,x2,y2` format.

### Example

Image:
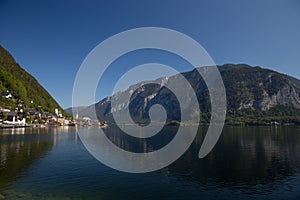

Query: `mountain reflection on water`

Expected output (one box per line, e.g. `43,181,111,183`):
0,126,300,199
171,127,300,188
0,128,54,191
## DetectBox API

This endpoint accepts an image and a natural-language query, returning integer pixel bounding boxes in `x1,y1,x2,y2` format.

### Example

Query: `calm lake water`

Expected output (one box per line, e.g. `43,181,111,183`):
0,126,300,199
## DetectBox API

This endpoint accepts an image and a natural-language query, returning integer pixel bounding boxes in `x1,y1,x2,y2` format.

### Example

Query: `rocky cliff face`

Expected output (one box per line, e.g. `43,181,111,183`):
221,65,300,111
238,81,300,111
258,85,300,111
71,64,300,122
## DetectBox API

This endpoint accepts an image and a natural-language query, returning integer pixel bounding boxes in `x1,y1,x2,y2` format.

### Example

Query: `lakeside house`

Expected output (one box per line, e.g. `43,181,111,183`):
0,99,73,127
3,111,26,125
0,90,13,99
0,91,100,128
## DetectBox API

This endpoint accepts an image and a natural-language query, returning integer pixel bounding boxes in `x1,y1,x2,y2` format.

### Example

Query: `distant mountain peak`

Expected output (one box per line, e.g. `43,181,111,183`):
67,63,300,125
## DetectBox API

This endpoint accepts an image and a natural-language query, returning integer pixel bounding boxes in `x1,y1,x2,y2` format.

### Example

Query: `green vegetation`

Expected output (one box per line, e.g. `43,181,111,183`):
71,63,300,127
221,65,293,110
0,45,65,115
218,65,300,126
225,106,300,126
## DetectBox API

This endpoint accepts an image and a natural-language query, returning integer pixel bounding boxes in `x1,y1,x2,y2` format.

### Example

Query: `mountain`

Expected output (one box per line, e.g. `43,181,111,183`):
70,64,300,125
0,45,64,114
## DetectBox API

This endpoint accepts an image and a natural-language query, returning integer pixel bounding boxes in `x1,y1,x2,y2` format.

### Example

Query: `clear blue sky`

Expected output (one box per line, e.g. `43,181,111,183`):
0,0,300,108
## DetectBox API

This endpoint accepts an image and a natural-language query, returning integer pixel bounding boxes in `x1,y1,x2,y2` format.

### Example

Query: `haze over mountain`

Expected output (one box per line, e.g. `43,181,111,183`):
0,45,64,114
68,64,300,125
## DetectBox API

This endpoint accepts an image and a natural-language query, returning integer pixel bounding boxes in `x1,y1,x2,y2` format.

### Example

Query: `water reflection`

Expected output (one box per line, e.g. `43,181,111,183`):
0,128,26,135
93,125,300,188
0,127,77,193
168,126,300,193
80,126,300,198
0,126,299,199
103,124,180,153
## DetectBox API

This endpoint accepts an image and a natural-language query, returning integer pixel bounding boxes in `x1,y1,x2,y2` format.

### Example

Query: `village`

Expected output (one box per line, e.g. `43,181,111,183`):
0,90,107,128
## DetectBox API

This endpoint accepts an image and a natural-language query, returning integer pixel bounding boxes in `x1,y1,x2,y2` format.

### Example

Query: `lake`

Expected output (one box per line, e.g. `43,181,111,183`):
0,126,300,199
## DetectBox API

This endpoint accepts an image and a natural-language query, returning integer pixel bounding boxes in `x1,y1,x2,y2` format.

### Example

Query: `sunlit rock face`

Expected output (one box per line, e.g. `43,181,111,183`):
70,64,300,122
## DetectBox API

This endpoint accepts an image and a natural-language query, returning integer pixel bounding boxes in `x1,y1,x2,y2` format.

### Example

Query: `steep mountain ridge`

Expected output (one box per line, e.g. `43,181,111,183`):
70,64,300,125
0,45,64,114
